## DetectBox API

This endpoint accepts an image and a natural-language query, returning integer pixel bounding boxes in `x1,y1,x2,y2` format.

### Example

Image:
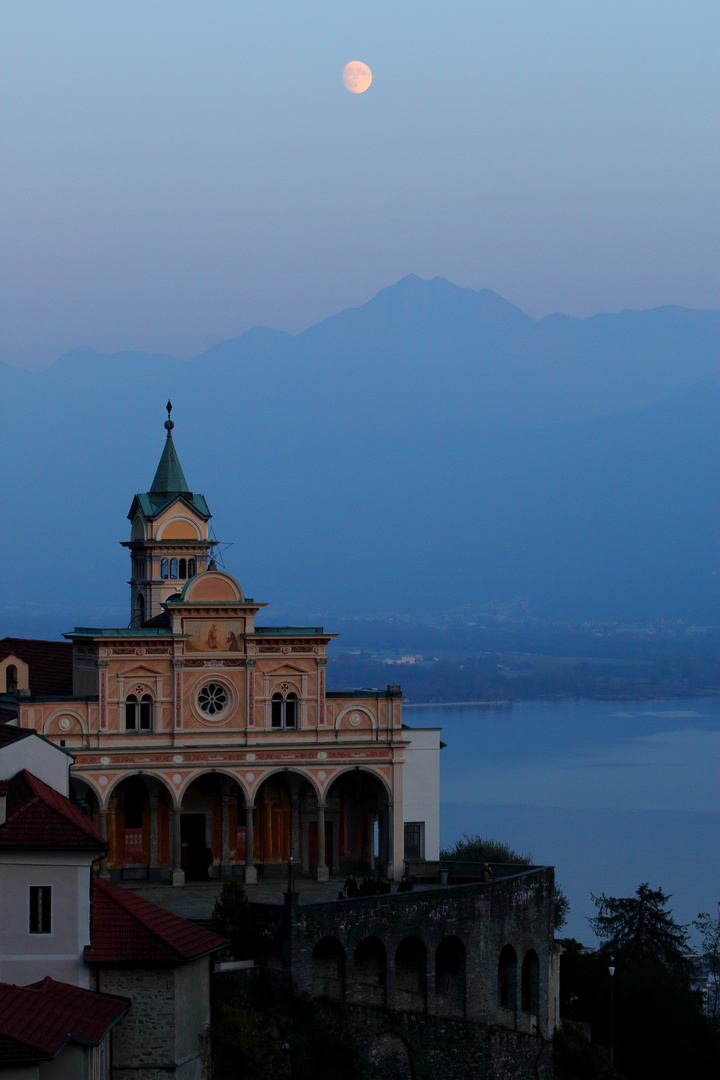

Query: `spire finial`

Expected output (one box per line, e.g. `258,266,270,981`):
165,400,174,435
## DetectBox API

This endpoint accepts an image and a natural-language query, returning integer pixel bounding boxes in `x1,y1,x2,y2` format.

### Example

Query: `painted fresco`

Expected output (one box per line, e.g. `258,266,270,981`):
183,619,245,652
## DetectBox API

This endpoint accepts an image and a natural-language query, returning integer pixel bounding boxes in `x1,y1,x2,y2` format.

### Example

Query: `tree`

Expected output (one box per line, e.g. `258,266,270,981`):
211,879,254,960
694,904,720,1027
588,883,690,970
440,832,569,931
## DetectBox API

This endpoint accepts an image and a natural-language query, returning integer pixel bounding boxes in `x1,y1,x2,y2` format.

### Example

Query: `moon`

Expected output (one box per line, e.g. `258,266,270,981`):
343,61,372,94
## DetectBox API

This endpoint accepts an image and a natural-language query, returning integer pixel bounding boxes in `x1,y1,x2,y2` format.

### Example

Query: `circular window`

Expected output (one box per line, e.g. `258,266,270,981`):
198,682,228,716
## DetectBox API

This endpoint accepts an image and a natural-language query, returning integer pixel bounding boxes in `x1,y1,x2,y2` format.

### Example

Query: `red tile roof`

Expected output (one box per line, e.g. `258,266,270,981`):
0,725,33,747
0,977,129,1063
86,876,226,965
0,770,106,852
0,638,73,696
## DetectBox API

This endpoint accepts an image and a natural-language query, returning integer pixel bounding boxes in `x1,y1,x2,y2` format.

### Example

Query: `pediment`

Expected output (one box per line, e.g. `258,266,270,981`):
264,663,309,676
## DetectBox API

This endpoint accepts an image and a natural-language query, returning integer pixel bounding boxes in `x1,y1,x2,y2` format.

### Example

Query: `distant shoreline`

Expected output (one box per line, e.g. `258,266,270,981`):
403,700,512,708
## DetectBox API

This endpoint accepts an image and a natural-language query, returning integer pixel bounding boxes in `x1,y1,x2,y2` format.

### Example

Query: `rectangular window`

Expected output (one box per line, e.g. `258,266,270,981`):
29,886,52,934
404,822,425,860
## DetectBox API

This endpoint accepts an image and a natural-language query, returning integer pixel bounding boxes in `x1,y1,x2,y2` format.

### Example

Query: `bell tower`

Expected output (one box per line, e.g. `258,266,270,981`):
123,402,212,626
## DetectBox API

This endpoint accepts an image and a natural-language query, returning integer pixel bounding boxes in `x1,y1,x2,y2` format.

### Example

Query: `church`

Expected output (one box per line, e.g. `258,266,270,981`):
4,404,440,886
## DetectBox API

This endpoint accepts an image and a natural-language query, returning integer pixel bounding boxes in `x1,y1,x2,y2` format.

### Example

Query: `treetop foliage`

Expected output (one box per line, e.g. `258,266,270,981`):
440,833,533,864
440,833,568,931
588,883,690,970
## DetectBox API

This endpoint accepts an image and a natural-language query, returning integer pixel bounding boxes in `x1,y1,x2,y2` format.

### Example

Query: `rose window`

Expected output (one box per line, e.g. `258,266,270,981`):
198,682,228,716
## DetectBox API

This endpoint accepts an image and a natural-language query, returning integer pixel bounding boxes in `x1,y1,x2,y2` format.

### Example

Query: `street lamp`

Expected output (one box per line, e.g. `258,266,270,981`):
608,960,615,1068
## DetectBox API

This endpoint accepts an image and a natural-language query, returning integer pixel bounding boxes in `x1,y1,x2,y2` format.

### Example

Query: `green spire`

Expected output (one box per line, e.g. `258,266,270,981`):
150,401,190,495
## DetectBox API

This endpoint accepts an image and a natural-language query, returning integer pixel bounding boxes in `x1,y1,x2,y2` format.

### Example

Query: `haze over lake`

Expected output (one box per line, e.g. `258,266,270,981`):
406,697,720,946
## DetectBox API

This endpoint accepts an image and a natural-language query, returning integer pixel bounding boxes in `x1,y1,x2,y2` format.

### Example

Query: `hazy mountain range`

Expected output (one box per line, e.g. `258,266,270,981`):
2,275,718,637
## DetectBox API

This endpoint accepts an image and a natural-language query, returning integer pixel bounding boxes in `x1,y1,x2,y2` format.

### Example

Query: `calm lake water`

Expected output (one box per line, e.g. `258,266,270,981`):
404,697,720,946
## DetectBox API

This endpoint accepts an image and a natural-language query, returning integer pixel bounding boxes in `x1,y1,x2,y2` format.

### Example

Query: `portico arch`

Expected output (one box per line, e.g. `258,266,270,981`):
101,772,176,881
253,769,330,878
324,768,392,877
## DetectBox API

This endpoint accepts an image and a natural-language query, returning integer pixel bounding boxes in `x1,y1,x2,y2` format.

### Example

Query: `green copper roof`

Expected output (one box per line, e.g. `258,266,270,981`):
150,426,190,496
129,402,211,521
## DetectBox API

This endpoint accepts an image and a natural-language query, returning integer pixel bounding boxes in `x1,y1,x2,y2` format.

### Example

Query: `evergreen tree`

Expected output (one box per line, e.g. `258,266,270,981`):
588,883,689,970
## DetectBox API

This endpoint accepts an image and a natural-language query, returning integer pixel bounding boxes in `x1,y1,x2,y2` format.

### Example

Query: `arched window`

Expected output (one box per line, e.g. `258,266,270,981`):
436,937,466,1004
188,558,196,578
498,945,517,1009
161,558,169,579
395,937,426,995
521,949,540,1014
5,665,18,694
169,558,178,579
179,558,187,579
134,592,145,628
126,694,153,731
271,691,298,729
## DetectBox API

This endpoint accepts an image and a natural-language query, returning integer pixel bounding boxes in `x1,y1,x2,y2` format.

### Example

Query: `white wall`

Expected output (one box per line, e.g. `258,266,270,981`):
0,854,93,988
402,725,441,861
0,732,71,795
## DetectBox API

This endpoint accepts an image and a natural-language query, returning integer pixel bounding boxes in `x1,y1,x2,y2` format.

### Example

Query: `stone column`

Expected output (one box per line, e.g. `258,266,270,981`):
172,808,185,887
315,802,329,881
221,791,230,878
98,810,110,878
386,802,395,881
149,791,159,878
244,805,257,884
291,791,301,862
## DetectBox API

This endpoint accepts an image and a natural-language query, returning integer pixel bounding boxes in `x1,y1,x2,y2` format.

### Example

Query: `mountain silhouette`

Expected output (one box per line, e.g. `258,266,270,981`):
1,277,717,635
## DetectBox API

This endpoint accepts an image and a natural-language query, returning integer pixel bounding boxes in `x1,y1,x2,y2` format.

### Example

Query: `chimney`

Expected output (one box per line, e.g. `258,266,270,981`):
0,781,8,826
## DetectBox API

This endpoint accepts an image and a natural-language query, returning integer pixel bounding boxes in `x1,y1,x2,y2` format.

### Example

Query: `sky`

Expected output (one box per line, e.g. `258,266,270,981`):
1,1,718,370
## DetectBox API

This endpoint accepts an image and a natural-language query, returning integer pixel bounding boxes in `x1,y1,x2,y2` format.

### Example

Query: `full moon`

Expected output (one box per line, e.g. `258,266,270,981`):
342,61,372,94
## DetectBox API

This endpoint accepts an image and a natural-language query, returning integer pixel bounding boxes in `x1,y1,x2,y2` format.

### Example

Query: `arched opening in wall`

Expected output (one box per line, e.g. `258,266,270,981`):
179,773,242,881
521,949,540,1015
106,775,172,880
498,945,518,1011
133,592,145,628
367,1033,413,1080
354,937,386,1005
395,937,426,1009
254,772,325,877
170,558,178,579
178,558,187,579
161,558,169,579
188,558,196,578
5,665,17,694
324,769,390,877
312,937,345,1000
435,936,466,1015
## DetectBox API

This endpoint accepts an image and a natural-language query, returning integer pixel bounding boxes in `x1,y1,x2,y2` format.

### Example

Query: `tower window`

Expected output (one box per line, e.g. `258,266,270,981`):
5,665,18,694
161,558,169,579
179,558,187,579
170,558,178,579
271,692,298,729
126,694,153,731
188,558,196,577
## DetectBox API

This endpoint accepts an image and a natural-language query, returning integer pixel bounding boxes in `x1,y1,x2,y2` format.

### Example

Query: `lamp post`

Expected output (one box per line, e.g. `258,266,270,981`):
608,961,615,1068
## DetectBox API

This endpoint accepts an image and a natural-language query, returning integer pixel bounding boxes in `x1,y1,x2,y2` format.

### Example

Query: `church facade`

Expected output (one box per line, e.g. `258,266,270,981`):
13,406,439,886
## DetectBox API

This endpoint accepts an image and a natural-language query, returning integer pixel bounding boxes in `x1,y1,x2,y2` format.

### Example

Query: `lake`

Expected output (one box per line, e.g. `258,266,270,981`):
404,697,720,946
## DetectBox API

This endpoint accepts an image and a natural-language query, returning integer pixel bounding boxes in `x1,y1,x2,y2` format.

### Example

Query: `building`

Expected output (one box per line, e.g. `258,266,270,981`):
0,723,225,1079
11,405,440,886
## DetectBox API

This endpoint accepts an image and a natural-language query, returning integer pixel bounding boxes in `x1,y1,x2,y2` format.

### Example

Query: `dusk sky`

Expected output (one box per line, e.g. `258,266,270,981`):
2,1,718,370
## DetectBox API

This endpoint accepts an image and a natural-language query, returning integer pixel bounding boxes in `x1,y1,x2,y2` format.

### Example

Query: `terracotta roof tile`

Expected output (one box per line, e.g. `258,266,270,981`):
0,770,107,851
86,877,225,965
0,977,129,1062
